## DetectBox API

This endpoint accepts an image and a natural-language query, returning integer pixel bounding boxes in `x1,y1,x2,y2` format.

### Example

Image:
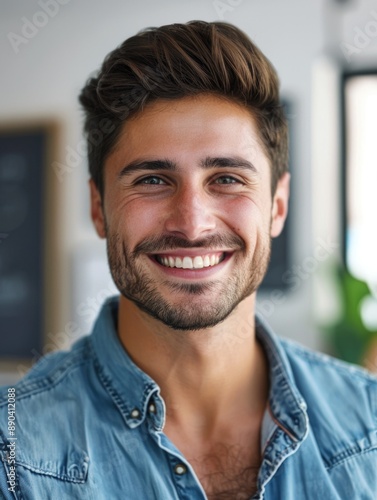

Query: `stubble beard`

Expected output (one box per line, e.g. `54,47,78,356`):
106,230,271,331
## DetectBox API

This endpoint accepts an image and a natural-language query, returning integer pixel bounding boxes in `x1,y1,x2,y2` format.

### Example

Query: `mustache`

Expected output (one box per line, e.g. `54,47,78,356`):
132,233,245,256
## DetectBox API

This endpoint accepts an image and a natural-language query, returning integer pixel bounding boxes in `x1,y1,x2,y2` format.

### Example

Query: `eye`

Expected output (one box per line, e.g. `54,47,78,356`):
214,175,243,185
136,175,167,185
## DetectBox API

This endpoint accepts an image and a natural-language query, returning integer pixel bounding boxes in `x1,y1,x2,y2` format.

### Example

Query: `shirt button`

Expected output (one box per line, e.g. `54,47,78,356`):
131,408,141,419
174,463,187,475
148,403,156,414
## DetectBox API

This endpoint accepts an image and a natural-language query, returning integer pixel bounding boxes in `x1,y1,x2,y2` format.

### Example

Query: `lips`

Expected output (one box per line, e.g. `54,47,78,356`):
155,252,226,269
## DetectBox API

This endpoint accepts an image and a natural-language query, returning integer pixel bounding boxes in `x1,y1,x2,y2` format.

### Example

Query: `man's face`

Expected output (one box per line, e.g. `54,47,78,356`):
91,94,289,330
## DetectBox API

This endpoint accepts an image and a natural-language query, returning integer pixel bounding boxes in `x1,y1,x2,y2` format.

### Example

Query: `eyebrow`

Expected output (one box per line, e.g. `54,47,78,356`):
118,159,176,178
201,156,258,173
117,156,258,179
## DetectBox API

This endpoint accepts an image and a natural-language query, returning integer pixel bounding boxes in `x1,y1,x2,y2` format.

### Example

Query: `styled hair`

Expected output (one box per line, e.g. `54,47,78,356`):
79,20,288,197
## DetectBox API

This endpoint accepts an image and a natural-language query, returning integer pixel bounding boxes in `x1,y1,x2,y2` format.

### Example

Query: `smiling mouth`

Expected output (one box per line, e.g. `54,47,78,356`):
153,252,228,269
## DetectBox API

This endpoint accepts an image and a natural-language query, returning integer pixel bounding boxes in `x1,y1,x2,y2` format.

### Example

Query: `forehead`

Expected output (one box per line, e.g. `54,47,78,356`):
107,94,269,173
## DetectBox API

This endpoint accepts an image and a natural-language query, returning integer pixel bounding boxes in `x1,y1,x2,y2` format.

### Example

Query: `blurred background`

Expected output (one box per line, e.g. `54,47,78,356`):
1,0,377,383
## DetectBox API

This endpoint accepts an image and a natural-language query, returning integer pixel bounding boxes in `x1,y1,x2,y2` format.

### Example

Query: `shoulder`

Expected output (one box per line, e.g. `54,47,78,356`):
0,335,97,434
280,336,377,393
280,336,377,409
0,335,93,402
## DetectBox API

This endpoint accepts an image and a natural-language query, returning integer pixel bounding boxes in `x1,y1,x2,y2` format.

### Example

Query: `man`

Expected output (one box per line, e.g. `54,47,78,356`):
0,21,376,500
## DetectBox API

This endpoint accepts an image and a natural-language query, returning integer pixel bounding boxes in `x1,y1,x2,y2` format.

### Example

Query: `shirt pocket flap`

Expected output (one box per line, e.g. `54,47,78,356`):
13,447,89,484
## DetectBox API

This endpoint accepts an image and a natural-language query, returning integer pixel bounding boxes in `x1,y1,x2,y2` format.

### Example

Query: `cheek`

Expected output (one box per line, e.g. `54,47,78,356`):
223,197,270,258
223,197,261,235
108,196,166,241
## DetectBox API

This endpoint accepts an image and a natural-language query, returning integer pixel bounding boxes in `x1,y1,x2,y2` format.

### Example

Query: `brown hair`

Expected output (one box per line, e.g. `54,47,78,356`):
79,20,288,197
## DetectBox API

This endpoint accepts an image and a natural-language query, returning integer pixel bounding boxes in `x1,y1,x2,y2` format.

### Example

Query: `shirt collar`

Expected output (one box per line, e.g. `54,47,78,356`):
91,295,161,429
256,315,309,443
91,295,308,440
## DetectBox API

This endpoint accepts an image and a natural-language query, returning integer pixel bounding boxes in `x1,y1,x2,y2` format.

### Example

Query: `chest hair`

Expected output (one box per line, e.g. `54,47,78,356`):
187,441,260,500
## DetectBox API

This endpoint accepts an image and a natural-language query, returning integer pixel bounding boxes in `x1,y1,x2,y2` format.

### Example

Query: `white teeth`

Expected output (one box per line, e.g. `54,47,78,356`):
157,254,223,269
182,257,193,269
193,256,204,268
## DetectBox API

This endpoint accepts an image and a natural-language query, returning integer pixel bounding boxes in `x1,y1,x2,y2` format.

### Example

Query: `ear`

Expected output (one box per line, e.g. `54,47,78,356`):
89,179,106,238
270,172,290,238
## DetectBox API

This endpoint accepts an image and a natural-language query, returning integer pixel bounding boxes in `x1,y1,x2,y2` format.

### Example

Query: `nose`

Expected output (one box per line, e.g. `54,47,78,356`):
164,184,216,241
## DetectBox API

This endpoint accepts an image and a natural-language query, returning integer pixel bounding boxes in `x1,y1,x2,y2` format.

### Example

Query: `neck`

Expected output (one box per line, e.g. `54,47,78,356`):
117,294,269,435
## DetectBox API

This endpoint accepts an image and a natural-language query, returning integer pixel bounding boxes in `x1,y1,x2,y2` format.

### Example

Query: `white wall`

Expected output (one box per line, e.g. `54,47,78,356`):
2,0,361,380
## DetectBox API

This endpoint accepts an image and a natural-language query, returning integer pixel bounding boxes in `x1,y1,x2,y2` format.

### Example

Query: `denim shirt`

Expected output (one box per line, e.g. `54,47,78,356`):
0,296,376,500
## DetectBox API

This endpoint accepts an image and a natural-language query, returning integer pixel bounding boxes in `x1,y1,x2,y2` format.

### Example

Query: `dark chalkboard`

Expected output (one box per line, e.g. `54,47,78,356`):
0,126,49,358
